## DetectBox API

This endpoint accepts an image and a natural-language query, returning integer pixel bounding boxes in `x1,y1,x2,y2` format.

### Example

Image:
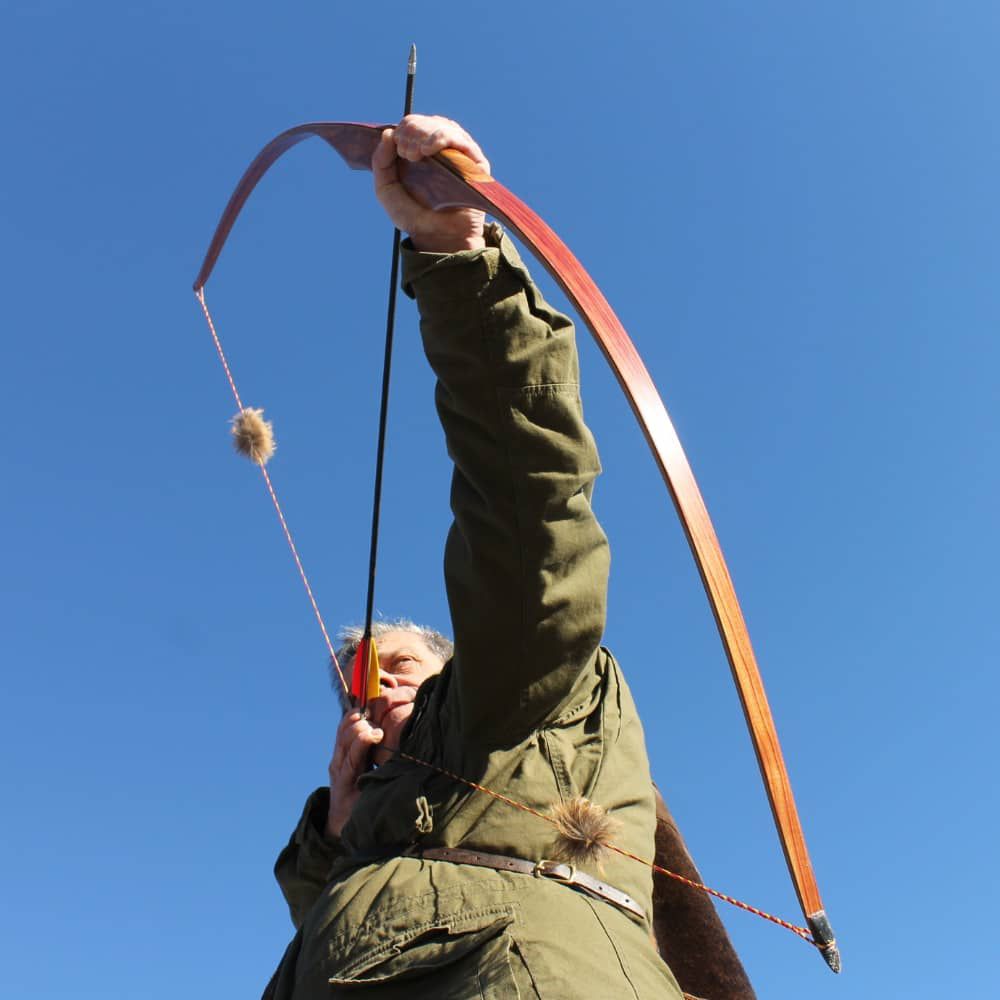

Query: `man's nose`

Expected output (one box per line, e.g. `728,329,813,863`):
379,670,398,689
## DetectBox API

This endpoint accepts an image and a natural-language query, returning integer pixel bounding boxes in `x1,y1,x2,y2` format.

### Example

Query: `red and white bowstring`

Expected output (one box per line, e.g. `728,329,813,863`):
394,749,815,946
194,287,818,951
195,288,348,698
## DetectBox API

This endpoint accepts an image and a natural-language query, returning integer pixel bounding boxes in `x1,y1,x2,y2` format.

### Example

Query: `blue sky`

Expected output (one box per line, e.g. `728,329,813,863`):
1,2,997,997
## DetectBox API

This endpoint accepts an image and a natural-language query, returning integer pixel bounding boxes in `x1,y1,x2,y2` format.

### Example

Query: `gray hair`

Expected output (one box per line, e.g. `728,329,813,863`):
330,618,453,707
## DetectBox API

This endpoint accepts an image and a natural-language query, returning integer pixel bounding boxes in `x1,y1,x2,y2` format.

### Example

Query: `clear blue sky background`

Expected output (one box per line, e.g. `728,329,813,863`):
1,2,996,997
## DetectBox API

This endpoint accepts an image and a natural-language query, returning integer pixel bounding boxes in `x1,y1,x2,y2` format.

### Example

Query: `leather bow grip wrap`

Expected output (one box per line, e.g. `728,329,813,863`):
192,122,839,973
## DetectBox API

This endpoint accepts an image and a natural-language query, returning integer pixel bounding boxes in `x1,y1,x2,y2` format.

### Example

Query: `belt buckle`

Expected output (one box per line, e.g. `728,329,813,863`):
533,858,575,883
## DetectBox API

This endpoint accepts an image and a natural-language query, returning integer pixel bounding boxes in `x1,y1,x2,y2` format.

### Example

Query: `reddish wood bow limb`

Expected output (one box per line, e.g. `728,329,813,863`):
193,122,840,973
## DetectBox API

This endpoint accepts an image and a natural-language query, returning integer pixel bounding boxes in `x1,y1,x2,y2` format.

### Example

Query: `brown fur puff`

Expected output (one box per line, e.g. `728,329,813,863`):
549,796,621,869
231,407,275,465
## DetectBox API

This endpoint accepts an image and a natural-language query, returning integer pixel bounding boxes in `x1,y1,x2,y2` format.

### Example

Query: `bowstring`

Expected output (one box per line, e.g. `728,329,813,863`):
195,288,348,697
193,286,819,952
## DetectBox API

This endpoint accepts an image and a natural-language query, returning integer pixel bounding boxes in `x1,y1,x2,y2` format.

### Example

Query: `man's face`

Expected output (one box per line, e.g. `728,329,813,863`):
365,630,445,762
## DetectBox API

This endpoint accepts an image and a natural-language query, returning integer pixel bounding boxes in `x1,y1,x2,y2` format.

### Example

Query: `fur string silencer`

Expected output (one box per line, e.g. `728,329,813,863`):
550,796,622,869
231,407,275,465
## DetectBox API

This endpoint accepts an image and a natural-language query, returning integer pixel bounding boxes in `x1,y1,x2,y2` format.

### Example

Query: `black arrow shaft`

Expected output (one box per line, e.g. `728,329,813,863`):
363,45,416,639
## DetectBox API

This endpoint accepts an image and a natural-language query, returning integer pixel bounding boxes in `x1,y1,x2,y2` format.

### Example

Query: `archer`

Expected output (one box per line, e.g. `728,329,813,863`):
261,116,755,1000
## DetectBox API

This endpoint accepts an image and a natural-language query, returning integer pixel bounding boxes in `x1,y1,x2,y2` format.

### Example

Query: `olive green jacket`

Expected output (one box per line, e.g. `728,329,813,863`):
264,227,682,999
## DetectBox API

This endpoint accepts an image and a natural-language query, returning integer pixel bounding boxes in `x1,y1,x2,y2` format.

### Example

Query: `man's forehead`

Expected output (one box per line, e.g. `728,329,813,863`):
377,630,435,656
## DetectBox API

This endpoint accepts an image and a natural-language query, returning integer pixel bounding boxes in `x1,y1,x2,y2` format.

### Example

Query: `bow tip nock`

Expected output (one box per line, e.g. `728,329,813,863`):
819,940,842,974
408,44,416,74
807,911,841,973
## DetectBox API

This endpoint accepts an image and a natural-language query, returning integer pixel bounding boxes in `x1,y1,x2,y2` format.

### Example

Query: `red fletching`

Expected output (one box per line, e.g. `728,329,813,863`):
350,636,381,708
351,640,368,703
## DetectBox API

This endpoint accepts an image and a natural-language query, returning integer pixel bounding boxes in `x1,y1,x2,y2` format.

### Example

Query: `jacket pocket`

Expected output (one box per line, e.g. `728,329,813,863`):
327,905,524,998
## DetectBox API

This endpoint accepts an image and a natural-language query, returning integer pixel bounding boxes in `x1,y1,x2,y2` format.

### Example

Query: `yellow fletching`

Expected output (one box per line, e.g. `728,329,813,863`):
366,636,381,702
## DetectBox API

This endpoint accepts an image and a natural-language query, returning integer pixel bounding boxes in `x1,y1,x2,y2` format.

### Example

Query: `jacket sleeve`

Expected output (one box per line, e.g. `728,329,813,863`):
272,788,342,929
402,225,609,747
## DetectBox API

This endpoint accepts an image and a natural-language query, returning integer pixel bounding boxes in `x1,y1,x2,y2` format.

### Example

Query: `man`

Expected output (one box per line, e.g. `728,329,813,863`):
263,117,747,1000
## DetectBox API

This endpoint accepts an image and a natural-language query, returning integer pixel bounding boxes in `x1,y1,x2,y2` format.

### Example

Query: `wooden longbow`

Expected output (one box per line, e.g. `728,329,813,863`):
193,121,840,973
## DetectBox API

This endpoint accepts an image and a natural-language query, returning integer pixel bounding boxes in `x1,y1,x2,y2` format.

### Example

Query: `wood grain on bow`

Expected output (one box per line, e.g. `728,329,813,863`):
193,121,839,973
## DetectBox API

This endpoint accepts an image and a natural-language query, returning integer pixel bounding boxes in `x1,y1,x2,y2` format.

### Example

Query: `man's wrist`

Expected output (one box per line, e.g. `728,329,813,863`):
409,232,486,254
400,223,507,304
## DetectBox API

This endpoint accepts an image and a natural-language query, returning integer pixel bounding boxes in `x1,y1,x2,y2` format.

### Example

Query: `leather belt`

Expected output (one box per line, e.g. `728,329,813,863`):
418,846,646,921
